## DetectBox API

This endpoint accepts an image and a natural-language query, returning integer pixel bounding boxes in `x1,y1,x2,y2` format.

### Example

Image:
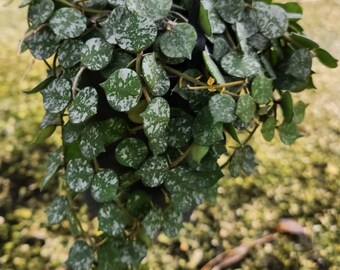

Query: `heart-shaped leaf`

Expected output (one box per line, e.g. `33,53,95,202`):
66,240,94,270
101,51,134,79
137,156,168,187
215,0,245,23
64,158,94,192
101,68,142,112
28,0,54,27
162,209,183,237
115,137,148,168
142,207,163,238
126,0,172,21
167,115,193,148
236,94,256,124
81,38,113,71
251,76,273,104
285,49,312,81
26,27,58,60
45,196,68,225
41,78,71,113
91,169,119,203
98,203,127,236
148,134,168,156
58,39,85,68
208,94,236,124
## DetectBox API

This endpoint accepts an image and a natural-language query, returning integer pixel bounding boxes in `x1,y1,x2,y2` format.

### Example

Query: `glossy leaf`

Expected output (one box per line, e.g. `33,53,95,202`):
45,196,68,225
64,158,94,192
26,27,58,60
137,156,168,187
201,0,226,34
251,76,273,104
66,240,94,270
81,38,113,71
98,203,127,236
58,39,85,68
261,117,276,142
190,144,210,164
28,0,54,27
41,78,71,113
115,138,148,168
236,94,256,124
126,0,172,21
80,124,105,159
209,94,236,124
91,169,119,203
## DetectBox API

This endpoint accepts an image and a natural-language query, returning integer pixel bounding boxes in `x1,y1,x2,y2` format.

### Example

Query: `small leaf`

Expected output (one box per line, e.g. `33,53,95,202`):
203,51,225,84
28,0,54,27
137,156,168,188
229,146,257,177
100,6,128,44
81,38,113,71
126,0,172,21
289,33,319,49
66,211,81,237
26,27,58,60
128,100,148,124
141,97,170,139
198,2,212,36
142,207,163,238
236,94,256,124
41,78,71,113
58,39,85,68
254,2,288,39
251,76,273,104
314,48,338,68
49,8,87,39
101,51,134,79
278,122,301,145
148,134,168,156
98,203,127,236
224,123,242,145
66,240,94,270
33,125,56,144
285,49,312,81
80,124,105,159
91,169,119,203
190,144,210,164
142,53,170,96
40,111,60,128
101,68,142,112
64,158,94,192
69,87,98,124
162,209,183,237
215,0,245,23
201,0,226,34
280,91,294,123
293,101,308,124
63,121,84,144
23,76,54,94
127,191,152,219
115,138,148,168
40,148,63,190
45,196,68,225
167,114,193,148
261,117,276,142
208,94,236,124
160,23,197,60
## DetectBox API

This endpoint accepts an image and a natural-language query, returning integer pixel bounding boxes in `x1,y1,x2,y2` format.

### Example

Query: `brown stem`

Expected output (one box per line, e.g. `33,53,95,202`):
169,143,194,169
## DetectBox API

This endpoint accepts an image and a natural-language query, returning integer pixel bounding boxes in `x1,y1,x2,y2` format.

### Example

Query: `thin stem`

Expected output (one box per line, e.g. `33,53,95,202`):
52,51,59,77
169,143,194,169
135,53,143,76
129,125,144,134
43,59,52,71
162,64,206,86
170,11,188,22
21,23,48,43
142,87,151,103
226,30,237,51
55,0,109,13
72,65,86,99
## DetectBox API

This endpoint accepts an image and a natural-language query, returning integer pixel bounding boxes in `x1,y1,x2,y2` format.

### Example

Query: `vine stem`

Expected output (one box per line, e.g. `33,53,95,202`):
55,0,110,13
72,65,86,99
162,64,206,86
187,81,245,97
169,143,194,169
136,52,151,103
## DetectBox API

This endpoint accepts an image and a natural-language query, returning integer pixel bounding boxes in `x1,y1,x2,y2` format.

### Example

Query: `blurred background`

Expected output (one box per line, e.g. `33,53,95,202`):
0,0,339,269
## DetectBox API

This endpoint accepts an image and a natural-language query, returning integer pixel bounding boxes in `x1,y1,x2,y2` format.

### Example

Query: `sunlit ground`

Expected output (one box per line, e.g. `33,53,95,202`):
0,0,339,269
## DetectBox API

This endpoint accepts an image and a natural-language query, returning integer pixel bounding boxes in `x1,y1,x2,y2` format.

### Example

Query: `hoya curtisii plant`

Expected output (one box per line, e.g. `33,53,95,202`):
19,0,337,268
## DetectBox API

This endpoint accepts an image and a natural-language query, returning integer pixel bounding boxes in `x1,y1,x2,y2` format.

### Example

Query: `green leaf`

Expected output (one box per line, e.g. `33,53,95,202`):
108,0,125,6
141,97,170,139
127,191,152,219
45,196,68,225
40,148,63,190
148,134,168,156
212,37,229,61
289,33,319,49
66,211,81,237
28,0,54,27
201,0,226,34
116,12,157,53
224,123,242,145
115,138,148,168
167,114,193,148
142,207,163,238
285,49,312,81
23,76,54,95
40,111,60,128
66,240,94,270
261,117,276,142
101,68,142,112
254,2,288,39
192,106,224,146
251,76,273,104
33,125,56,144
190,144,210,164
126,0,172,21
63,122,84,144
137,156,169,187
293,101,308,124
91,169,119,203
81,38,113,71
229,146,257,177
236,94,256,123
160,23,197,60
64,158,94,192
69,87,98,124
49,8,87,39
101,51,134,79
203,51,225,84
128,100,148,124
162,209,183,237
198,2,212,36
221,52,262,78
41,78,71,113
58,39,85,68
278,122,301,145
208,94,236,124
142,53,170,96
26,27,58,60
80,124,105,159
280,91,294,123
215,0,245,23
98,203,127,236
314,48,338,68
100,118,129,145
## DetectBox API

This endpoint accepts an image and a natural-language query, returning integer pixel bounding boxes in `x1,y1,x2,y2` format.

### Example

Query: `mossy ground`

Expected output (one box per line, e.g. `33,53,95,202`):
0,0,339,269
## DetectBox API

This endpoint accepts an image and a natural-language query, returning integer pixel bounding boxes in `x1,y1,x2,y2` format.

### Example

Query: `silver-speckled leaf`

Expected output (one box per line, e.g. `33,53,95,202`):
100,6,128,44
49,8,87,39
69,87,98,124
167,115,193,148
251,76,273,104
159,23,197,59
115,138,148,168
66,240,94,270
80,124,105,159
126,0,172,21
41,78,71,113
137,156,168,187
101,51,134,78
58,39,85,68
63,121,84,144
148,134,168,156
64,158,94,192
254,2,288,39
41,147,63,190
45,196,68,225
142,53,170,96
28,0,54,27
201,0,226,34
115,12,157,53
285,49,312,81
100,68,142,112
162,209,183,237
221,51,262,78
81,38,113,71
215,0,245,23
98,203,126,236
26,27,58,60
236,94,256,123
108,0,125,6
91,170,119,203
141,97,170,139
208,94,236,124
142,207,163,238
